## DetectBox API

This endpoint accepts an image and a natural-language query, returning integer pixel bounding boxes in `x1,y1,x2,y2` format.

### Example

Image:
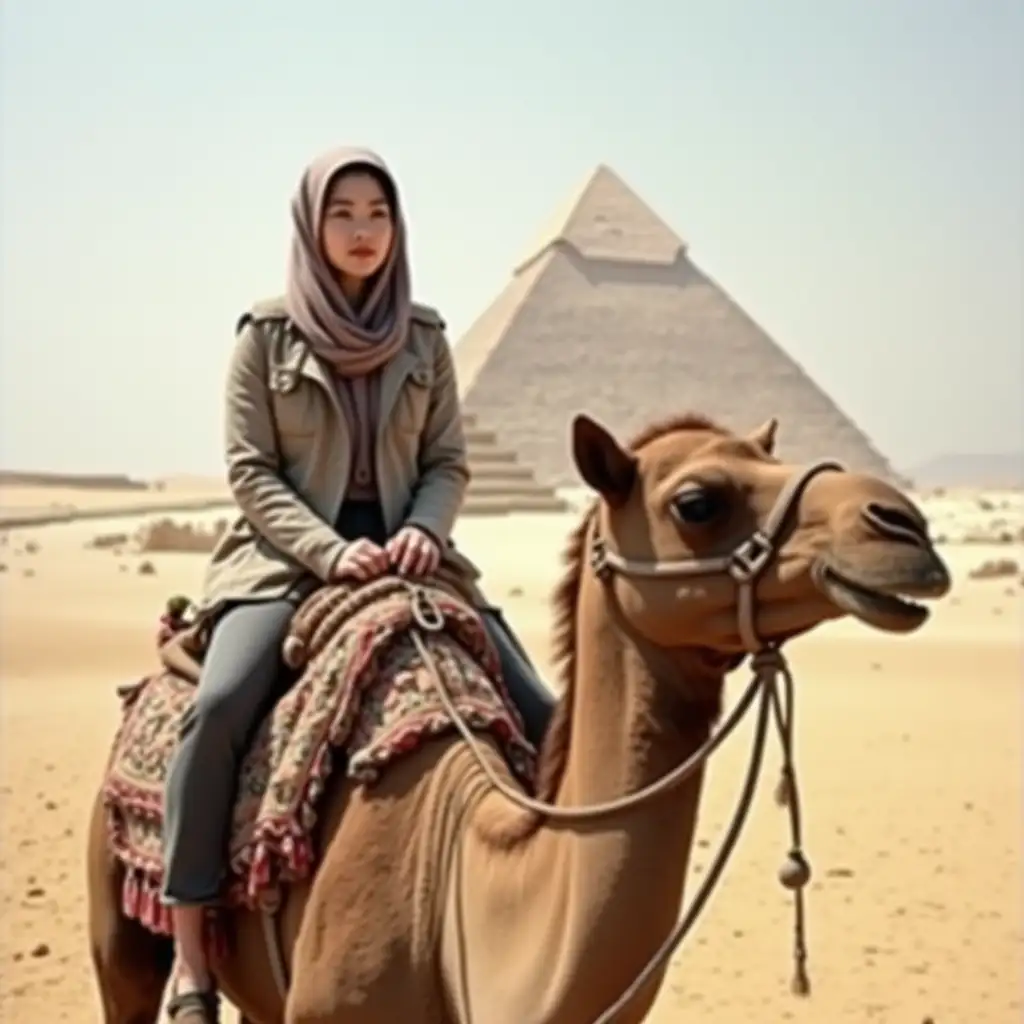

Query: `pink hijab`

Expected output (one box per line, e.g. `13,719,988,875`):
284,147,411,378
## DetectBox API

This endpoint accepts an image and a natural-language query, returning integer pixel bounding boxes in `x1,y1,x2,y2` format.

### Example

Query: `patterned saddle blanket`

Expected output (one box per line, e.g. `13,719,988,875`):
102,577,536,936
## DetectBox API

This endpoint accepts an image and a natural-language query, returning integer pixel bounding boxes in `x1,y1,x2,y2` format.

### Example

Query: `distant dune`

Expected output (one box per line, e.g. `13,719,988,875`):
0,470,149,491
907,452,1024,490
154,474,228,491
0,475,233,530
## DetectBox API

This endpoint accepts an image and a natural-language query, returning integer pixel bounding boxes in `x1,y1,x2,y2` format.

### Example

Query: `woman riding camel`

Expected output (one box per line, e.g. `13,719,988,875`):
161,147,555,1022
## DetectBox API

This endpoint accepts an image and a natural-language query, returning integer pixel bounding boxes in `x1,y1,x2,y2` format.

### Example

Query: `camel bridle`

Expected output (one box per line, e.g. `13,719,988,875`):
588,457,845,651
261,458,845,1022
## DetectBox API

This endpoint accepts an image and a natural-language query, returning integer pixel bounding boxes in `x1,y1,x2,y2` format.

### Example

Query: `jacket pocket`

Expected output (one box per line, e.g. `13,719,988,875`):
394,365,433,435
269,376,320,439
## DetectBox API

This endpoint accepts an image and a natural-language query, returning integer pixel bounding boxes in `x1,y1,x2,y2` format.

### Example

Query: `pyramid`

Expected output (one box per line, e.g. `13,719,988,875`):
454,164,900,488
460,413,569,515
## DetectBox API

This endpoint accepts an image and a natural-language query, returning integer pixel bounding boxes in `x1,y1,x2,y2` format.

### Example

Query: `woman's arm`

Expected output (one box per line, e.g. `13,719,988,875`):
403,329,470,545
224,323,348,580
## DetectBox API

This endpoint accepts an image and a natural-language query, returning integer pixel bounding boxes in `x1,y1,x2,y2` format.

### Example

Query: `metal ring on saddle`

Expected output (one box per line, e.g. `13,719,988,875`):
409,585,446,633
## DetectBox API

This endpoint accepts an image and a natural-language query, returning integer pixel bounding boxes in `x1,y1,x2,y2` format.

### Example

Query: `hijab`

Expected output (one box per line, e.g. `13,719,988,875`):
284,147,411,378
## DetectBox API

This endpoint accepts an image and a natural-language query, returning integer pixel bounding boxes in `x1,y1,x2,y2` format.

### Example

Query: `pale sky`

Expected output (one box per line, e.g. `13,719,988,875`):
1,0,1021,477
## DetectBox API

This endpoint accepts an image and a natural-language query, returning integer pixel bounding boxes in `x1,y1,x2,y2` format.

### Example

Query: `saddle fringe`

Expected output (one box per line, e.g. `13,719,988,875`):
106,575,530,939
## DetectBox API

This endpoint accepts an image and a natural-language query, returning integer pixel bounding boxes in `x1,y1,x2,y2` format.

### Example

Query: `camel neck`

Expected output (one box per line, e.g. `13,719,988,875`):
457,581,726,1022
558,615,724,810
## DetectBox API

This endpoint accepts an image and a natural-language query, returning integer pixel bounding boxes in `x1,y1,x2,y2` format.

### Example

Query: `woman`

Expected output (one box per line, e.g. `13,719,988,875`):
161,147,555,1021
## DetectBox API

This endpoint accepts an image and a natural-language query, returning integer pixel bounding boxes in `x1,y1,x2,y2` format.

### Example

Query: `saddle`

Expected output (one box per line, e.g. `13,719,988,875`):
103,574,536,937
152,564,485,684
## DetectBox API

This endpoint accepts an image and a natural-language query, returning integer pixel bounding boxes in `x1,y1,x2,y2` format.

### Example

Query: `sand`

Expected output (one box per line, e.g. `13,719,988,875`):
1,484,1021,1023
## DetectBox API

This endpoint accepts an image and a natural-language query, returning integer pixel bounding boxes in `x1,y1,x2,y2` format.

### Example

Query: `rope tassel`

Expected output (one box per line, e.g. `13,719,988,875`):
769,658,813,998
774,770,792,808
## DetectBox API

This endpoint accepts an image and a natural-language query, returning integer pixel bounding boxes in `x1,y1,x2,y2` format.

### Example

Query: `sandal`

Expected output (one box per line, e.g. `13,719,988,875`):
167,988,220,1023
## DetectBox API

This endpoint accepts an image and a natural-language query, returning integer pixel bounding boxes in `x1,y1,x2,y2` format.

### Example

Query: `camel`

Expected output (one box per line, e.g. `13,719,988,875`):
87,411,952,1024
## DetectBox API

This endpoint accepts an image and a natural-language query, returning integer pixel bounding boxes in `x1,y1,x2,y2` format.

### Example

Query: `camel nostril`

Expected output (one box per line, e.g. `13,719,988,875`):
863,502,928,546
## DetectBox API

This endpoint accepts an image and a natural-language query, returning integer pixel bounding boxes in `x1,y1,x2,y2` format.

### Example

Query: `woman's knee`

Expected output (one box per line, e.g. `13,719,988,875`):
184,601,294,743
186,676,270,746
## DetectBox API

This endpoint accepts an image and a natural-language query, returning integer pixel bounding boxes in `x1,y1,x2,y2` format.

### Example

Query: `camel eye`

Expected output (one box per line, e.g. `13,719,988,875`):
671,486,723,525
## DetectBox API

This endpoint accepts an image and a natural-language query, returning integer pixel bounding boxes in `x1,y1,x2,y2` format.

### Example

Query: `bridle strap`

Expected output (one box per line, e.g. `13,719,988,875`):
340,459,844,1022
589,459,844,652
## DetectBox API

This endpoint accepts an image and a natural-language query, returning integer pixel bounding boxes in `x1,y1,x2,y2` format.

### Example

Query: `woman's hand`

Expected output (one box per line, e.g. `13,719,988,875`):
386,526,441,578
331,539,390,582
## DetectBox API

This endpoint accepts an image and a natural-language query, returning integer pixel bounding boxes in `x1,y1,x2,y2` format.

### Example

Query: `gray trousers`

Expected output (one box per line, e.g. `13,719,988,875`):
161,598,555,905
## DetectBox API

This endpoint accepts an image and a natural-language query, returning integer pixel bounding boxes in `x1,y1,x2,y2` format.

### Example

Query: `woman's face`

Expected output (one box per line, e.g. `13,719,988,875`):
320,170,395,282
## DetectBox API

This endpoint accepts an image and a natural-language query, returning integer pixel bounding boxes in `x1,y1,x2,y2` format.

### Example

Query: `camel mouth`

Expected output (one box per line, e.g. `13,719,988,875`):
813,563,933,633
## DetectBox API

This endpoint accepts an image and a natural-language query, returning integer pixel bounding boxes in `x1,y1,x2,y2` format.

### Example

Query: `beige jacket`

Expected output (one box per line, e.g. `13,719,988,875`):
197,297,480,616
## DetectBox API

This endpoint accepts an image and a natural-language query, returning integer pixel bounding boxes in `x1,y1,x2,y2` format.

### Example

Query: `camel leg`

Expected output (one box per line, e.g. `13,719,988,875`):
87,787,174,1023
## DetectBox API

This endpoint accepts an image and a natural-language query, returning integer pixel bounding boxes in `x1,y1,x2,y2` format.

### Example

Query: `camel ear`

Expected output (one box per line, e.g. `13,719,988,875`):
571,414,637,507
747,417,779,456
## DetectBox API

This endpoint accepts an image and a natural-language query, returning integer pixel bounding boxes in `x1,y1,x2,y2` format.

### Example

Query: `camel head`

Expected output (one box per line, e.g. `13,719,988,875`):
571,412,951,656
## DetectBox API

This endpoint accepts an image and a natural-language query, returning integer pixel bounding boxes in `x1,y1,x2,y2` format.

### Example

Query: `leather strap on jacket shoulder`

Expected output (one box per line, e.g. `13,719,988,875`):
237,299,445,334
237,296,290,335
410,302,446,331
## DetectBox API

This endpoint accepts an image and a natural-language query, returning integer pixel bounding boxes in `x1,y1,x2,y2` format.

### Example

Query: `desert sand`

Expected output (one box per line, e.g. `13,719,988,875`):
0,482,1021,1023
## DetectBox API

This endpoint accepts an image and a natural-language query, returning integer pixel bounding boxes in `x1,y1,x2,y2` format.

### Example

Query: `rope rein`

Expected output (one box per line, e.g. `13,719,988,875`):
408,591,811,1024
258,459,841,1017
